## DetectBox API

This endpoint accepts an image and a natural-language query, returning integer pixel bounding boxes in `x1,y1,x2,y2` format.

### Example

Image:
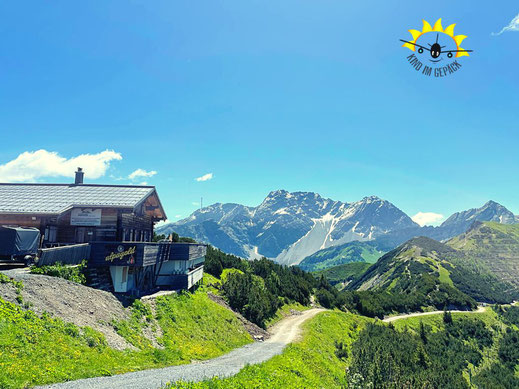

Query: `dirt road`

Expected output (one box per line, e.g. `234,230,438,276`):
40,308,326,389
383,306,487,323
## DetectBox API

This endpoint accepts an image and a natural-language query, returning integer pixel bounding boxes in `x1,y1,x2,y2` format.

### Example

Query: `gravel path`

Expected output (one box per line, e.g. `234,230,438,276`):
383,306,487,323
39,308,325,389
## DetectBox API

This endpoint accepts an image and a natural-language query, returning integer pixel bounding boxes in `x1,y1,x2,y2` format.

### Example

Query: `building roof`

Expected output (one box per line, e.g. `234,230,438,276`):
0,183,167,219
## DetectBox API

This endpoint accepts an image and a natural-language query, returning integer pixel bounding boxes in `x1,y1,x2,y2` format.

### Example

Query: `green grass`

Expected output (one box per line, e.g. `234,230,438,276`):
201,273,221,294
479,222,519,239
264,302,311,328
437,264,453,286
220,268,244,282
0,290,252,389
314,262,372,290
168,311,372,389
154,292,251,360
0,273,23,289
391,307,501,334
299,241,385,272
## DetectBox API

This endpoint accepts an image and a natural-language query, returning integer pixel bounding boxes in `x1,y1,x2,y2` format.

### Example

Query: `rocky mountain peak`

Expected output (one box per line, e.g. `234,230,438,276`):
156,192,516,267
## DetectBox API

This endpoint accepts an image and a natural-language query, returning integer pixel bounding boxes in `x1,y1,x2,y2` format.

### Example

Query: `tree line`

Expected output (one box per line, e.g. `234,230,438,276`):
347,312,519,388
205,246,319,328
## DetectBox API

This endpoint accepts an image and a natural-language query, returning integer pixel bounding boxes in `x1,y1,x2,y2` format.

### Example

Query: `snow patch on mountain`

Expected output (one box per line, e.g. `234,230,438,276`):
156,190,517,266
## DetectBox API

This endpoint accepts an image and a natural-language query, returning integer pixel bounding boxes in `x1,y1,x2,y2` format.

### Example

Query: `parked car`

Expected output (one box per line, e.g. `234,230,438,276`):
0,226,40,266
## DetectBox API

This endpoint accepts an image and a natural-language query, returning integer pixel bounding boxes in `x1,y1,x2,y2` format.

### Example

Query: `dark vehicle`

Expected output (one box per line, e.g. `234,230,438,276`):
0,226,40,265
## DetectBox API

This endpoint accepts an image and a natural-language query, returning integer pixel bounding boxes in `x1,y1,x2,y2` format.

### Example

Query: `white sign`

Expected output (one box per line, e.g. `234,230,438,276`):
70,208,102,226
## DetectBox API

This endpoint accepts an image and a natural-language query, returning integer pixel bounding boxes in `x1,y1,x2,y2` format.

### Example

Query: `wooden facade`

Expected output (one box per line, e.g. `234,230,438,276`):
0,208,156,247
0,180,166,247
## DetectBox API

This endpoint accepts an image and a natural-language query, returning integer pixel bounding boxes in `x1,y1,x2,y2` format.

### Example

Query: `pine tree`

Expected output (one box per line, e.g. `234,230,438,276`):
420,320,428,344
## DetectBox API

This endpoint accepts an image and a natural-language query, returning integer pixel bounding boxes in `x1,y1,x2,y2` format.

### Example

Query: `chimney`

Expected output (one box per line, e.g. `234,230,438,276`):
75,167,84,185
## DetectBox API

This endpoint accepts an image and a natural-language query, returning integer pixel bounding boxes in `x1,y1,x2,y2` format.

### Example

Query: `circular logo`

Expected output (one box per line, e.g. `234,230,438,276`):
400,18,472,77
117,245,125,253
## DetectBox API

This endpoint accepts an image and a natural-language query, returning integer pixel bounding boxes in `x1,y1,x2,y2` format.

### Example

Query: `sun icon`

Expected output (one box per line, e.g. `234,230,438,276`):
400,18,472,63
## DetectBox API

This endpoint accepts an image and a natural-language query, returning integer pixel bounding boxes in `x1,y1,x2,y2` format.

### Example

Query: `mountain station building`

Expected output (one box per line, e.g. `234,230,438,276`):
0,168,206,295
0,169,166,246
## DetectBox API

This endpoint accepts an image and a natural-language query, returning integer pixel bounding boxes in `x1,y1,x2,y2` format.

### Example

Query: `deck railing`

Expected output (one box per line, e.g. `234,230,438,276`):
38,244,91,266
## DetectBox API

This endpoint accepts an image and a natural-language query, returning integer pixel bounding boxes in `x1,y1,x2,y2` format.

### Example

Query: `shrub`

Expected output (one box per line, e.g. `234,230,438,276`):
31,260,87,284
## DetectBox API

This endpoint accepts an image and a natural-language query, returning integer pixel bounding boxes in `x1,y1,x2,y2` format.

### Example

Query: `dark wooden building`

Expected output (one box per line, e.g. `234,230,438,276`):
0,169,167,247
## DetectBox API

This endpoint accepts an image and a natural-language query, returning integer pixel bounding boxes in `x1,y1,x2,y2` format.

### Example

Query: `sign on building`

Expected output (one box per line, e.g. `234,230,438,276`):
70,208,102,226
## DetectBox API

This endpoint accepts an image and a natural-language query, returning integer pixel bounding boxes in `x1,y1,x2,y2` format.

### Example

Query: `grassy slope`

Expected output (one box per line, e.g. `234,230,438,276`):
169,307,519,389
314,262,372,290
448,222,519,291
264,302,310,328
392,307,501,333
349,238,459,293
349,234,517,305
0,283,251,389
170,311,372,389
298,241,385,272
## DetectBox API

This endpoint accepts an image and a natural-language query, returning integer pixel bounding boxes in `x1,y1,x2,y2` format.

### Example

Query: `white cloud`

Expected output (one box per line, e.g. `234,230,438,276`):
412,212,445,227
0,149,122,182
492,14,519,35
192,201,200,206
195,173,213,182
154,219,169,229
128,168,157,180
175,214,182,218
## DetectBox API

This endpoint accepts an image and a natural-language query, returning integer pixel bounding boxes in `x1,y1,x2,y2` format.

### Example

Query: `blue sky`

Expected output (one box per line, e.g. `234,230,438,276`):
0,1,518,225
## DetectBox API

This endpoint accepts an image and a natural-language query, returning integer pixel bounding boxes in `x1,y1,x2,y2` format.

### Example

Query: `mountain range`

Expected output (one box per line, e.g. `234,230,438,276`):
157,190,518,267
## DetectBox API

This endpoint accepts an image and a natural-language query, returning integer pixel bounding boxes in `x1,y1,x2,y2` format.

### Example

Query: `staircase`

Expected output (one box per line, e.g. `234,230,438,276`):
86,266,113,292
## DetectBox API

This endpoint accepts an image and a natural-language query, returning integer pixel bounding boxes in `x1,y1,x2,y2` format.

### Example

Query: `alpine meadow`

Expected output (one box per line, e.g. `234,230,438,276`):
1,1,519,389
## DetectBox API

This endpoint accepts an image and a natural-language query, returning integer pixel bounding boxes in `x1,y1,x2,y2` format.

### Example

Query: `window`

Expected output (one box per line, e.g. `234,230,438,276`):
44,226,57,243
96,228,116,241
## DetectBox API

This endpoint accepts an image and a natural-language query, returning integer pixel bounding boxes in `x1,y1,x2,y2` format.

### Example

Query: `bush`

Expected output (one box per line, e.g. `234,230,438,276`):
316,289,335,309
31,261,87,284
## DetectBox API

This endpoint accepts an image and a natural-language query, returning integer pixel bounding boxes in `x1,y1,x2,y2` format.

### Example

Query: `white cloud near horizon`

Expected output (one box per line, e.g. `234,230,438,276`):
195,173,213,182
492,14,519,35
154,219,169,228
128,168,157,180
412,212,445,227
0,149,122,182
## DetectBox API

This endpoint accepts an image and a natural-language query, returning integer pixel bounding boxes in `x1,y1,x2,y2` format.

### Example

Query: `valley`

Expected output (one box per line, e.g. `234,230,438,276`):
3,221,519,388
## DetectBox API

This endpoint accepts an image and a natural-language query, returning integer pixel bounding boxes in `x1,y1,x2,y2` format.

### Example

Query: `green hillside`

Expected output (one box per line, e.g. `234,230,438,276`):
0,283,251,389
447,221,519,291
171,306,519,388
299,241,386,272
347,237,478,309
170,311,372,389
347,233,519,309
314,262,372,290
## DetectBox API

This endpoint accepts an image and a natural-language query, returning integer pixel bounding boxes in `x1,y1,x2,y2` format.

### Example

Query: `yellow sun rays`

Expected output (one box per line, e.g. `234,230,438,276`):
402,18,469,58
